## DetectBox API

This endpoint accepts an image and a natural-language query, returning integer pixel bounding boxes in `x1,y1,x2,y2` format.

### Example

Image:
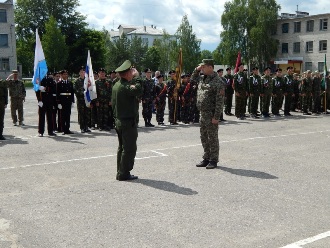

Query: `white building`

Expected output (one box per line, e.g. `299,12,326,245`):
110,24,175,47
0,0,17,79
272,11,330,73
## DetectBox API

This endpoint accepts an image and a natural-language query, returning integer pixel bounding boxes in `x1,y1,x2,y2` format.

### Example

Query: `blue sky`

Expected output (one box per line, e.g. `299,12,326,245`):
75,0,328,51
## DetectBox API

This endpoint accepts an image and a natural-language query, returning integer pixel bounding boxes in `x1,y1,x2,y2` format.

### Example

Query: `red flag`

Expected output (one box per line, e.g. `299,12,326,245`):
234,51,241,73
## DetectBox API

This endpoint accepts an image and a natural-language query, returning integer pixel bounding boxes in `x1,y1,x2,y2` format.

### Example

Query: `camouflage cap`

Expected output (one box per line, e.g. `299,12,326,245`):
115,60,132,73
200,59,214,66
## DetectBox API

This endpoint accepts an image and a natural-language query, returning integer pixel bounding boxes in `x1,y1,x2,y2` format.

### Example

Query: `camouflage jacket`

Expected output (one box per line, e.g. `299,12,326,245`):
142,78,155,101
301,77,313,94
7,79,26,98
96,79,112,103
73,77,86,101
191,69,224,120
312,76,321,93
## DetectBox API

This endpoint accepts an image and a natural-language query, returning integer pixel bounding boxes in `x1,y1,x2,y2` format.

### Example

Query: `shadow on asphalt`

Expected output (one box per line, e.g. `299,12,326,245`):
217,166,278,179
0,135,29,147
131,179,198,195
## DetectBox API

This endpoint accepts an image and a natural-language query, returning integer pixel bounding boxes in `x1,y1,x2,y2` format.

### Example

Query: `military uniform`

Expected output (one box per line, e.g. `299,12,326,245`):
179,75,192,124
233,69,248,119
312,74,322,113
154,75,167,125
0,80,8,140
301,72,313,114
73,76,91,132
36,76,56,136
95,76,112,131
283,73,294,115
191,59,224,169
188,79,200,123
167,71,179,124
249,71,262,117
112,60,142,181
7,74,26,125
142,72,156,127
291,75,301,111
57,73,75,134
223,70,234,115
272,73,284,115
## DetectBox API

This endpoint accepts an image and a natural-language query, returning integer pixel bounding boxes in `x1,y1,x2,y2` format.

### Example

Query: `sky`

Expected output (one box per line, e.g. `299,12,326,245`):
75,0,328,51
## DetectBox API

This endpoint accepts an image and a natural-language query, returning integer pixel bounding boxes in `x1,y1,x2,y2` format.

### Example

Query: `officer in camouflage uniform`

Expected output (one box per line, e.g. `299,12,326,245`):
167,70,179,125
112,60,142,181
272,68,285,116
0,79,8,140
260,67,273,118
74,66,91,133
155,74,167,125
223,67,234,116
36,73,57,137
312,71,322,114
142,68,155,127
234,63,248,120
249,67,262,118
6,70,26,126
301,70,313,115
95,68,112,131
192,59,225,169
283,66,294,116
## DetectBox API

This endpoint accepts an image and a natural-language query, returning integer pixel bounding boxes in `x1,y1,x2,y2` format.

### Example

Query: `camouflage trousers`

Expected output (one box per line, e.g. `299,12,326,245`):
155,100,166,123
77,100,91,130
142,99,153,121
97,102,110,129
235,94,246,118
200,112,219,162
271,94,283,114
302,94,312,113
312,92,321,113
10,97,24,123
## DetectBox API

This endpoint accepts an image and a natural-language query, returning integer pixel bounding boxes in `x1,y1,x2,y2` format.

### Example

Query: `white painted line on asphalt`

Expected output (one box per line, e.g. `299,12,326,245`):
1,129,330,170
280,230,330,247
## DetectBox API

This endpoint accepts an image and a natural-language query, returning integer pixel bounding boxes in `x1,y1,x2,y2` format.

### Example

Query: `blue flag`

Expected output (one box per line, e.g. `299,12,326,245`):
84,50,97,106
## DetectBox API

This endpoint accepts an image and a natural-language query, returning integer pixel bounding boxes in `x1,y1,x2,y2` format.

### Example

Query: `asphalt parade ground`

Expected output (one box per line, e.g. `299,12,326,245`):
0,88,330,248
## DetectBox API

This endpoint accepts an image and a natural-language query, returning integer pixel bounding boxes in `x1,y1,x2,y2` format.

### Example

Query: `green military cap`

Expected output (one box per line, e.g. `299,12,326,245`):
115,60,132,73
200,59,214,66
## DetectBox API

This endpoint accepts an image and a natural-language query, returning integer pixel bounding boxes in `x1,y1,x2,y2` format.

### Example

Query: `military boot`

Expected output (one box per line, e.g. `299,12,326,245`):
206,161,217,169
196,159,209,167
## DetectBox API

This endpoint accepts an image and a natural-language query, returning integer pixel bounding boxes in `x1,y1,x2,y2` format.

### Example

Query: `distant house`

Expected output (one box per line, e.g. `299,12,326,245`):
272,11,330,73
109,24,176,47
0,0,17,79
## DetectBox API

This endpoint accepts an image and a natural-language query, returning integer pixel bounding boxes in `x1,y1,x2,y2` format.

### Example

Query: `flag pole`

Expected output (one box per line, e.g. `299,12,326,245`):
174,48,182,123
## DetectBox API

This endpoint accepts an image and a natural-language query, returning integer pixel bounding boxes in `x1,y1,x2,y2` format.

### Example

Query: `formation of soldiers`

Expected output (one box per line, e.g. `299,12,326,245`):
1,64,330,140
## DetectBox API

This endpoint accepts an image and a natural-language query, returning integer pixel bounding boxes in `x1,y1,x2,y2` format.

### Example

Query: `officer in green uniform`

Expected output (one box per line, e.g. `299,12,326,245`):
112,60,142,181
249,67,262,118
0,79,8,140
6,70,26,126
192,59,225,169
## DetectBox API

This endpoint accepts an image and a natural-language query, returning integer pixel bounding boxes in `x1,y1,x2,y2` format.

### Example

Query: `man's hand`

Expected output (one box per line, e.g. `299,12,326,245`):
211,118,219,125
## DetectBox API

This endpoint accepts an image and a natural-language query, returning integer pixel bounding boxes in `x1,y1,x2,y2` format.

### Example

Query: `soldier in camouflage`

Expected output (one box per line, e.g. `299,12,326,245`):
312,71,322,114
6,70,26,126
167,70,179,125
74,66,91,133
155,74,167,125
95,68,112,131
192,59,225,169
272,68,285,116
142,68,156,127
283,66,295,116
0,79,8,140
301,70,313,115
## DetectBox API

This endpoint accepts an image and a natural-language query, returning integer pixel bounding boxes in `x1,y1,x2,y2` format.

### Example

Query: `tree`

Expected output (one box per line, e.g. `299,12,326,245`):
219,0,280,68
142,46,161,72
42,16,68,73
153,30,176,73
130,35,148,72
200,50,213,60
16,37,34,76
108,34,131,70
175,15,201,73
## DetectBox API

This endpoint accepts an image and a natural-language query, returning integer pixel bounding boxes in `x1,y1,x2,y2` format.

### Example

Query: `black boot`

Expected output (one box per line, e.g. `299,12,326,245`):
196,159,209,167
148,119,154,127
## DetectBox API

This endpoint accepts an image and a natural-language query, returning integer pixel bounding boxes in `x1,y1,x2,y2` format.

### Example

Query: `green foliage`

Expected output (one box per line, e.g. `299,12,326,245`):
129,35,148,71
200,50,213,60
108,34,131,71
219,0,280,68
142,46,161,72
176,15,201,73
42,16,68,73
16,37,34,76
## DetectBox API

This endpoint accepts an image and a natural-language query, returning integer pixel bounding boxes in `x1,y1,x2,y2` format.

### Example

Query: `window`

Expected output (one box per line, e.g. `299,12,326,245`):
306,41,313,52
318,62,325,72
319,40,327,51
142,38,148,46
0,34,8,47
305,62,312,71
293,42,300,53
282,43,288,53
282,23,289,33
0,58,9,71
306,20,314,32
0,9,7,23
294,22,301,33
320,19,328,30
